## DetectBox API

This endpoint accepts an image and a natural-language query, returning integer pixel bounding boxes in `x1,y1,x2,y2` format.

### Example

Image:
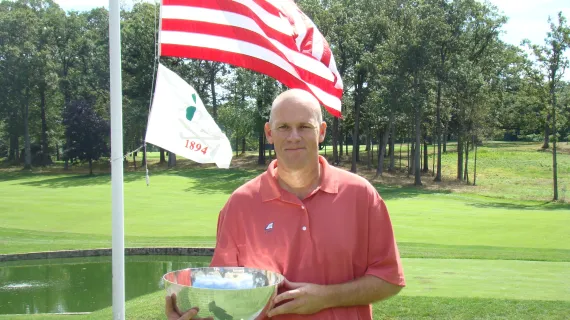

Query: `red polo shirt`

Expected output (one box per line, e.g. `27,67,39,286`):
211,156,405,319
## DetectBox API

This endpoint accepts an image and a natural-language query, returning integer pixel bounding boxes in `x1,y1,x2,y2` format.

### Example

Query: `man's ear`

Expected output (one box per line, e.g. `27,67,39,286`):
319,122,327,143
264,122,274,144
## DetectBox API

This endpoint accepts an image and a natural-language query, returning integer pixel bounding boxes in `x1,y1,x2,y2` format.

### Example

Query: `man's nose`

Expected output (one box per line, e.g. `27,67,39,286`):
287,127,302,141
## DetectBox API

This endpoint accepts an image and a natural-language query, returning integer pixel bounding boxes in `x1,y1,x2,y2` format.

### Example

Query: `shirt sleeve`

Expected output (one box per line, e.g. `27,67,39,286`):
210,197,240,267
364,185,406,287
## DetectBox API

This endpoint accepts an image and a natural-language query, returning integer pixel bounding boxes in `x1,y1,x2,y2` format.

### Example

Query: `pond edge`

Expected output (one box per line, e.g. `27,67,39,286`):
0,247,215,262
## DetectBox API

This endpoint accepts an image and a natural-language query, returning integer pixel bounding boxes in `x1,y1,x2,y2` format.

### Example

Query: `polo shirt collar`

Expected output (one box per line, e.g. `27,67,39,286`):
260,155,338,202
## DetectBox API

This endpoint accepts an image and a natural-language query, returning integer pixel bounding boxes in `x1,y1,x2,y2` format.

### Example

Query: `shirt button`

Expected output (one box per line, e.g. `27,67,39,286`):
302,226,307,231
301,206,305,210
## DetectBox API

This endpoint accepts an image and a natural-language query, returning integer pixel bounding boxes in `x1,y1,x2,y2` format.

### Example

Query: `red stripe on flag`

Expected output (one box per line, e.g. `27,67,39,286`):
161,43,341,117
161,21,341,96
321,39,332,67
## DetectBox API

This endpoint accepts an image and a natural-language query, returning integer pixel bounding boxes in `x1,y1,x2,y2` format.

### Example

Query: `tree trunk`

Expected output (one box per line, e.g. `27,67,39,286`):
399,137,403,171
210,70,218,121
464,138,469,183
64,135,70,170
371,141,373,163
435,80,443,181
56,142,60,161
414,101,422,186
389,123,395,172
542,113,550,149
241,137,246,155
344,131,348,157
258,130,265,165
457,135,463,180
351,94,360,173
257,90,265,165
365,124,371,152
40,87,51,166
423,137,428,173
133,153,137,170
409,143,414,176
9,132,18,162
473,135,478,186
443,121,448,153
23,89,32,170
168,152,176,167
141,129,147,166
160,148,166,164
432,131,436,176
339,125,344,157
89,158,93,175
366,122,371,170
235,136,239,157
332,117,339,164
407,136,411,174
376,124,391,177
420,139,422,171
551,86,558,200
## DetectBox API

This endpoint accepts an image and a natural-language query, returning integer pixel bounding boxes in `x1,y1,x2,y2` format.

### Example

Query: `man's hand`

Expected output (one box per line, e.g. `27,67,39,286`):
266,279,330,318
165,293,213,320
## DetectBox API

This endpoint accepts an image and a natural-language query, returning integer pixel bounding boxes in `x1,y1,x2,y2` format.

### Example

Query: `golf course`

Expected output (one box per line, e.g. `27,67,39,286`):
1,141,569,319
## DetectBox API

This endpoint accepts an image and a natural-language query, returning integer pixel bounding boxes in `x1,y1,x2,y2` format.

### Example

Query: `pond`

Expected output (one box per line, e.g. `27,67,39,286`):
0,255,213,315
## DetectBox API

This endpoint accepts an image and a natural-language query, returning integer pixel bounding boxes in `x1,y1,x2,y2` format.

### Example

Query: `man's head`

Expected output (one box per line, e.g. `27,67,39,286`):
264,89,326,171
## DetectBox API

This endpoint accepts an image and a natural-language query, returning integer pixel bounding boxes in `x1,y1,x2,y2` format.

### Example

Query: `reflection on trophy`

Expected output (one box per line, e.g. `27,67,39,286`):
163,267,284,320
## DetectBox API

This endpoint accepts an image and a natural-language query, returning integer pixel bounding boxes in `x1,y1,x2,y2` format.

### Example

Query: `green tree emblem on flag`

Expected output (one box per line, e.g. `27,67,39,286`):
186,93,197,121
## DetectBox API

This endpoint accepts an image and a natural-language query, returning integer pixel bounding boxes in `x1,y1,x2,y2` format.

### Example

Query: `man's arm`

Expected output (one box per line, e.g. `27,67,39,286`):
267,276,402,317
323,275,402,308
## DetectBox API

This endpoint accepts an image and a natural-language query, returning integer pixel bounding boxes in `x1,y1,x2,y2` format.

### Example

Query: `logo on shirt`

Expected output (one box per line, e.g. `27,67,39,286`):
265,222,274,232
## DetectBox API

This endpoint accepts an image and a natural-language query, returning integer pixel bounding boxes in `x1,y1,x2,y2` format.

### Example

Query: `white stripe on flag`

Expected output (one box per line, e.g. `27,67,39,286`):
312,32,324,61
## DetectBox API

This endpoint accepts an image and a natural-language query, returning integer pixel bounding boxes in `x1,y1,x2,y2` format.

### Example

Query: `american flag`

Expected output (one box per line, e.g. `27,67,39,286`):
158,0,344,117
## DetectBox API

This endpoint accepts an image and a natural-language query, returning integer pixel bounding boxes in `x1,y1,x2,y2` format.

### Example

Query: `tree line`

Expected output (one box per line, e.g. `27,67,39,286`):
1,0,569,199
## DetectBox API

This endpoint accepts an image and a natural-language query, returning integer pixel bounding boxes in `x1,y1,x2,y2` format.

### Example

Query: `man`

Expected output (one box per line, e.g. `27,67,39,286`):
166,89,405,320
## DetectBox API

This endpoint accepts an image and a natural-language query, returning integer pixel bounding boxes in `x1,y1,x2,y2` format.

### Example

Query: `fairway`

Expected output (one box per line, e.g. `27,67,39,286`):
1,142,570,319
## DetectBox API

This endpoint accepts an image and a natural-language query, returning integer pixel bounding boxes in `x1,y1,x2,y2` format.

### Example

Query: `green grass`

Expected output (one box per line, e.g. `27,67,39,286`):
1,141,570,319
2,172,569,256
4,295,570,320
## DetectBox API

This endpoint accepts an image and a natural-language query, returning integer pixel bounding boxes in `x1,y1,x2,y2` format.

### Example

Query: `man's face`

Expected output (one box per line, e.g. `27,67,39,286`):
264,97,326,170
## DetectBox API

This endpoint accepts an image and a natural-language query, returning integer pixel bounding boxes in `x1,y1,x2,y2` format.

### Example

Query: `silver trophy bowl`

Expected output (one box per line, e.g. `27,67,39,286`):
163,267,284,320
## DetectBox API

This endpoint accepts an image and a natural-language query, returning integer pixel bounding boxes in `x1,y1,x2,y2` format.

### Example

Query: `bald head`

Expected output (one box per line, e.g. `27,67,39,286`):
269,89,323,125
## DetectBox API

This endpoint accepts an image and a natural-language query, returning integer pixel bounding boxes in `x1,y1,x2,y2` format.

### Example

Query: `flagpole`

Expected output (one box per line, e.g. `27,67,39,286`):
157,0,163,57
109,0,125,319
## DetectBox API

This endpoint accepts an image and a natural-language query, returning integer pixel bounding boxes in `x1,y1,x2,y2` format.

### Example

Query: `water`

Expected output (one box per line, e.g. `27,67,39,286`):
0,255,212,315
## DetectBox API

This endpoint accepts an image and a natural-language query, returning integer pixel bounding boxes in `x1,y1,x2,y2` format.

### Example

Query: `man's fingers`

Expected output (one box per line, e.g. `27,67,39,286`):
171,294,183,316
165,295,180,317
267,299,302,318
273,289,302,304
280,279,307,290
179,307,199,320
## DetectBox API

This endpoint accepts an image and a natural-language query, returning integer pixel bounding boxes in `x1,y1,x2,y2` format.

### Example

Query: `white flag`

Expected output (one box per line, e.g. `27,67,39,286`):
145,63,233,168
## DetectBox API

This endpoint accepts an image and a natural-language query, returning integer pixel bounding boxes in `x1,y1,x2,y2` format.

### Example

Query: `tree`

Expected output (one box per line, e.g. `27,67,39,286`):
62,100,109,175
524,12,570,200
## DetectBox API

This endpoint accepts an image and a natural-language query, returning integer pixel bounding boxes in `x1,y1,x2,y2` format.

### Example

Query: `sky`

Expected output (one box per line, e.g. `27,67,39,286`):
54,0,570,79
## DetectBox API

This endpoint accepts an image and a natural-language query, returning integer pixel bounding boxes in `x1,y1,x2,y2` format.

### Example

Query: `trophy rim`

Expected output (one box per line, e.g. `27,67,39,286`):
163,266,285,291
